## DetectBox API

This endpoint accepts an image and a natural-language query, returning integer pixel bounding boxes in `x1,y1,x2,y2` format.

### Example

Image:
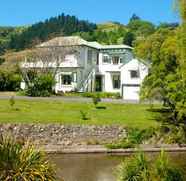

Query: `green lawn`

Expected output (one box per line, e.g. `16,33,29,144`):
0,99,160,128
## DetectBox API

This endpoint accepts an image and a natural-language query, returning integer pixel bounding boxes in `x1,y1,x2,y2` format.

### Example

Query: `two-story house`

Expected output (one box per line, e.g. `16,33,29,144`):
21,36,148,100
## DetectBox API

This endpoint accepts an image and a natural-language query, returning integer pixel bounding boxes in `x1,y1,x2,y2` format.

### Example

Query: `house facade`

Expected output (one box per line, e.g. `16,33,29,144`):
22,36,148,100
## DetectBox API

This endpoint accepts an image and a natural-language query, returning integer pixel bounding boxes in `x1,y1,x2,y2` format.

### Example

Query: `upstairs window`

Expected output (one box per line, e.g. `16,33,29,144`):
103,55,110,64
130,70,140,78
112,74,120,89
61,74,72,85
112,56,120,64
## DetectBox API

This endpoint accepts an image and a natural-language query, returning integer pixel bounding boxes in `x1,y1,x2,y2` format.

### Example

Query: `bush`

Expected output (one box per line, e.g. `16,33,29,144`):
107,127,156,149
25,74,55,97
9,96,15,108
155,150,184,181
92,94,101,107
117,152,150,181
80,110,89,120
0,69,21,91
158,124,186,145
0,136,56,181
117,151,184,181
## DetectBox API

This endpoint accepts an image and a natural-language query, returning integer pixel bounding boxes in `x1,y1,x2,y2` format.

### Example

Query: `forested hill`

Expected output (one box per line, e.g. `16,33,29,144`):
8,13,97,51
0,13,179,56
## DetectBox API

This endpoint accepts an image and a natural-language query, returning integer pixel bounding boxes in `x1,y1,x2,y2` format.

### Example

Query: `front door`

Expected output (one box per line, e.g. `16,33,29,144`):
95,75,102,92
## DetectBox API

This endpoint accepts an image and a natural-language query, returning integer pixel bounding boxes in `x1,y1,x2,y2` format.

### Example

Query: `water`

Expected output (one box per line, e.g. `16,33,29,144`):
49,152,186,181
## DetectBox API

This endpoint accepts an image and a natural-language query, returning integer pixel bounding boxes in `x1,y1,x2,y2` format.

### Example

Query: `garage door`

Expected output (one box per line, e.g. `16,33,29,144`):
122,84,140,100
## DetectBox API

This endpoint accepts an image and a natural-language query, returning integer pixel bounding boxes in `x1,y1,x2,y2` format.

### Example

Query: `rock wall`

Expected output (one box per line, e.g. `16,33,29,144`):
0,124,126,147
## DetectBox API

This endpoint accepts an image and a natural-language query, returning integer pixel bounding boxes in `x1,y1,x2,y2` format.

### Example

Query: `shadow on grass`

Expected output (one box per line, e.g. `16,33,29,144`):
96,106,107,110
146,107,171,113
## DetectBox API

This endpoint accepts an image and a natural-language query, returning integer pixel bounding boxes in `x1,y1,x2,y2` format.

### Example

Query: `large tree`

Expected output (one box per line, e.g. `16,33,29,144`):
134,0,186,125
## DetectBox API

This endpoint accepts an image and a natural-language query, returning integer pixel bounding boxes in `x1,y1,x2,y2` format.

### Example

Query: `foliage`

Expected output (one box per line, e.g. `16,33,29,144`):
135,24,186,126
9,96,15,108
0,26,26,55
106,127,156,149
123,31,135,46
80,110,89,120
25,73,56,97
155,150,184,181
128,19,156,38
92,94,101,107
157,123,186,145
117,152,150,181
0,68,21,91
117,151,184,181
0,136,56,181
9,13,97,50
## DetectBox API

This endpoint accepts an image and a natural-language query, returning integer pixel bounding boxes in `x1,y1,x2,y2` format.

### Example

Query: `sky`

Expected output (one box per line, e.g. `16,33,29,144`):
0,0,180,27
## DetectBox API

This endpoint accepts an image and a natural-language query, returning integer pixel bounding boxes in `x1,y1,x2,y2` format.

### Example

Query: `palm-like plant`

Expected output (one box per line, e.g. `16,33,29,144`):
0,136,56,181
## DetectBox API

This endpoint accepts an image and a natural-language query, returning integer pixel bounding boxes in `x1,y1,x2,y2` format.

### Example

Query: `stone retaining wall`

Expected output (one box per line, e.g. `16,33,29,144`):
0,124,127,147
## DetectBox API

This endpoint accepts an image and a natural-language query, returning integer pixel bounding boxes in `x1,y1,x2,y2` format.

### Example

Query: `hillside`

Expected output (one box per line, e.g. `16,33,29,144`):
0,13,179,56
8,13,97,51
97,21,127,32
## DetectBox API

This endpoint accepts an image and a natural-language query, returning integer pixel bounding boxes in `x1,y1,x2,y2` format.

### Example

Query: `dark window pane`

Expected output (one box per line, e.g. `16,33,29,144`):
130,70,139,78
112,75,120,89
112,56,119,64
61,75,72,85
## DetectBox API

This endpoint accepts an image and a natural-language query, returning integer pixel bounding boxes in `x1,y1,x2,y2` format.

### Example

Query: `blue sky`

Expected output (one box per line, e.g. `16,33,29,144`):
0,0,179,26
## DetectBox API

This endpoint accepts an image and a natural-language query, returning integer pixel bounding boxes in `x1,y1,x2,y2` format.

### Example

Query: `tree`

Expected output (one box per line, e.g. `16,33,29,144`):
128,19,155,38
134,1,186,126
129,14,141,22
123,31,135,46
9,13,97,50
21,46,78,88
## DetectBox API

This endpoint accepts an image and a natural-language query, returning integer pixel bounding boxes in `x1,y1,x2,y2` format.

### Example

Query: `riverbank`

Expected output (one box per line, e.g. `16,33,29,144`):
1,124,186,154
42,144,186,154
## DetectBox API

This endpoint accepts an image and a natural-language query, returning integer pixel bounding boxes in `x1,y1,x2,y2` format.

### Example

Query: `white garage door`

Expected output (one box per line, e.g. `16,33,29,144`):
122,85,140,101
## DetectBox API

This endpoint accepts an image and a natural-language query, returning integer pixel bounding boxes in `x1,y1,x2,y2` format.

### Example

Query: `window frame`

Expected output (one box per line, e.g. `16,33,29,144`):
112,56,120,65
61,74,72,85
112,74,121,89
130,70,140,79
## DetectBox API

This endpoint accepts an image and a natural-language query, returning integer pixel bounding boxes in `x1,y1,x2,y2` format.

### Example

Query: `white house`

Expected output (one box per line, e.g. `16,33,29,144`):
21,36,148,101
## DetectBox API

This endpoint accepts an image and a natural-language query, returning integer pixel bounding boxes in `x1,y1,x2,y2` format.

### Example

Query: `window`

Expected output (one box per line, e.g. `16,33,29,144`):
112,74,120,89
61,74,72,85
103,55,110,64
112,56,120,64
130,70,139,78
88,50,93,63
96,53,99,65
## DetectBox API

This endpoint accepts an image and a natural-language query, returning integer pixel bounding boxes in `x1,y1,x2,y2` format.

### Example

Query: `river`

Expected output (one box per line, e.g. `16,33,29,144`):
49,152,186,181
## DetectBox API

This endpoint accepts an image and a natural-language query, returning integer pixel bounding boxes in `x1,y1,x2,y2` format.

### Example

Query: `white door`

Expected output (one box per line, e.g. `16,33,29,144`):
122,85,140,100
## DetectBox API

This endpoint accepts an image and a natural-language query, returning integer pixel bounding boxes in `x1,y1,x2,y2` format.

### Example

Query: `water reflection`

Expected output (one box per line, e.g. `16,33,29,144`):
49,152,186,181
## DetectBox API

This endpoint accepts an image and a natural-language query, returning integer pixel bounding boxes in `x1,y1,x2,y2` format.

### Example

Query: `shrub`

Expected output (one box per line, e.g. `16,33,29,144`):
107,127,156,149
0,69,21,91
9,96,15,108
158,124,186,145
117,152,150,181
117,151,184,181
0,136,56,181
154,150,184,181
80,110,89,120
92,94,101,107
25,74,56,97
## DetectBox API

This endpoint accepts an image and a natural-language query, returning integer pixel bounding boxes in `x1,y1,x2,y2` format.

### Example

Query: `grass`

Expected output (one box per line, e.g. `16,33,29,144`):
0,99,160,128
